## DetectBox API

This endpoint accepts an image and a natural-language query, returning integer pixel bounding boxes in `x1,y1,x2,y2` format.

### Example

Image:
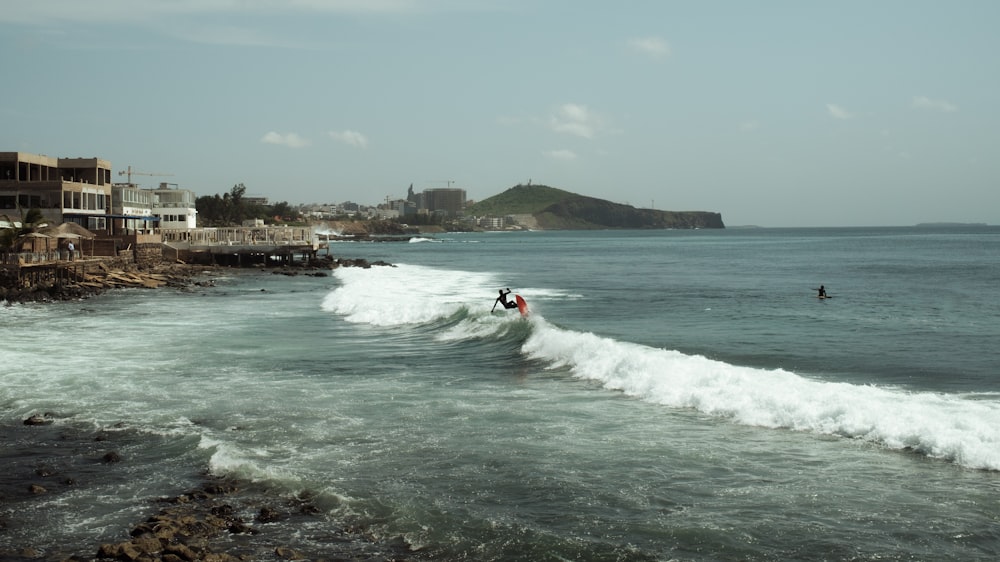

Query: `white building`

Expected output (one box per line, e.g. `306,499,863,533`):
151,183,198,229
111,183,159,233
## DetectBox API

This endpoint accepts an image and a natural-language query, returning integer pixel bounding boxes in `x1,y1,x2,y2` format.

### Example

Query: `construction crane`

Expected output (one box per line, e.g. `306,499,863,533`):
118,165,173,184
427,180,455,188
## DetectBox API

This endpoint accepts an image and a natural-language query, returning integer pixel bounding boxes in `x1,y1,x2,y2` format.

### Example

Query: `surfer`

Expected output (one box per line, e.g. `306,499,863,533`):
494,288,518,310
816,285,827,298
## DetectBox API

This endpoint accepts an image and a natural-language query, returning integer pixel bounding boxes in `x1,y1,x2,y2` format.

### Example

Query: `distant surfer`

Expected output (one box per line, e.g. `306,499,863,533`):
494,288,519,311
816,285,827,298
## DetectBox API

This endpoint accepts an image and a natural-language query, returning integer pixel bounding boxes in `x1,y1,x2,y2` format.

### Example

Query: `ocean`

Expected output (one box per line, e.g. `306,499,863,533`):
3,226,1000,560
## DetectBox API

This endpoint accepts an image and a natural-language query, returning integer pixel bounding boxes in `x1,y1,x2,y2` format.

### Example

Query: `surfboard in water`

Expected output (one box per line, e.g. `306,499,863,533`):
515,295,528,317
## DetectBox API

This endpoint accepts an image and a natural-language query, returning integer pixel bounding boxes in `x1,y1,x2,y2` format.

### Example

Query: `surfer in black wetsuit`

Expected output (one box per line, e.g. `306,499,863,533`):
817,285,827,298
495,288,518,310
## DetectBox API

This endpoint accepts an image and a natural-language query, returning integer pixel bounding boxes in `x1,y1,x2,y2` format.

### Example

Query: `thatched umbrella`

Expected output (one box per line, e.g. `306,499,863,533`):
14,231,53,254
37,222,96,239
37,223,95,258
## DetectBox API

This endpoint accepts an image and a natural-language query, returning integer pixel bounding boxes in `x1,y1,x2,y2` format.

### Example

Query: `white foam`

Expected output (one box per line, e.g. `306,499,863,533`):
319,261,1000,470
521,321,1000,470
200,434,300,484
322,264,499,326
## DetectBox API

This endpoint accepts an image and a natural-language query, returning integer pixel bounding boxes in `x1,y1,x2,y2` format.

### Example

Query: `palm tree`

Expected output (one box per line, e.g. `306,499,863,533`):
0,208,46,251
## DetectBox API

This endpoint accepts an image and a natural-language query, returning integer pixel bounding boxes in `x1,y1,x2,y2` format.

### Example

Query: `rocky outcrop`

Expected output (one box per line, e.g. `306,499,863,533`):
536,197,724,229
468,184,725,230
0,263,202,304
6,415,414,561
94,482,257,562
23,414,53,426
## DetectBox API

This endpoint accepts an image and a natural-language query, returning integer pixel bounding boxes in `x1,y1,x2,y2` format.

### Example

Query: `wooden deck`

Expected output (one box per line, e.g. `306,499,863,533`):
0,255,98,288
160,226,326,266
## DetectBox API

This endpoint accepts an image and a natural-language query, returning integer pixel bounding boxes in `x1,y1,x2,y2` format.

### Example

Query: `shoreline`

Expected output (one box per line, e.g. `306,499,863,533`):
1,415,416,561
2,257,412,560
0,255,393,305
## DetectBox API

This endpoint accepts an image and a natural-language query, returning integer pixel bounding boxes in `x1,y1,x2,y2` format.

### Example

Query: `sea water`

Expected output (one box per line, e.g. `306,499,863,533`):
2,226,1000,560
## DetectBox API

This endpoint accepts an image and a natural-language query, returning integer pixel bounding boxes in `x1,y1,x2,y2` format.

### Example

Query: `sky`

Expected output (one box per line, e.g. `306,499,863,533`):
2,0,997,227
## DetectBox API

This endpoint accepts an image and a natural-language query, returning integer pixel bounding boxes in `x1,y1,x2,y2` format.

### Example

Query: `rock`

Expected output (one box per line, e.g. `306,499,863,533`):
275,546,304,559
227,520,255,535
102,451,122,463
131,534,163,555
23,414,51,426
28,484,47,494
257,506,281,523
96,543,120,558
164,542,199,561
209,504,234,517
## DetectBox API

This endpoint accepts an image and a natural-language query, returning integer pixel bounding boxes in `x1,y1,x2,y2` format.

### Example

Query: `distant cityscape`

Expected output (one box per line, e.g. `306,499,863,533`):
1,151,522,232
301,183,472,222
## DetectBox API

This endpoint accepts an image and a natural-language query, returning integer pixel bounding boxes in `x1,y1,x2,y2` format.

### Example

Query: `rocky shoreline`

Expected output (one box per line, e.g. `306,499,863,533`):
0,256,393,305
2,256,412,560
2,415,415,562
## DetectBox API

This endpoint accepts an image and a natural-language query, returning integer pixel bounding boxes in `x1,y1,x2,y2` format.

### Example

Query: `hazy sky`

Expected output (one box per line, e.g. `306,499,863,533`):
2,1,997,227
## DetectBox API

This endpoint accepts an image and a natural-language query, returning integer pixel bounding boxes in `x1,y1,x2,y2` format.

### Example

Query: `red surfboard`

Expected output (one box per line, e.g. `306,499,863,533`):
515,294,528,317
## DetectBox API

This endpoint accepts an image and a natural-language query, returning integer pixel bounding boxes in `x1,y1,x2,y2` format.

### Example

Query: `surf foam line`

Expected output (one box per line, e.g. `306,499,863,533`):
322,263,521,327
522,322,1000,471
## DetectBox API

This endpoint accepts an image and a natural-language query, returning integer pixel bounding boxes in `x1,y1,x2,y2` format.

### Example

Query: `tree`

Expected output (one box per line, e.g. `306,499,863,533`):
195,194,227,226
196,183,251,226
0,208,46,251
269,201,296,221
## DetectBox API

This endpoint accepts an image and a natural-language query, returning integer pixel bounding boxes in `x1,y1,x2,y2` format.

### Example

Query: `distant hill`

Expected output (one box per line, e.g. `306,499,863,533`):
466,184,724,230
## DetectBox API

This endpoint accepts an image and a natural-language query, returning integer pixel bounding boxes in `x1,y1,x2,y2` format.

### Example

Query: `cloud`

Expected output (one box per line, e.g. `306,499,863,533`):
328,130,369,148
260,131,310,148
628,36,671,59
549,103,602,139
912,96,958,113
826,104,854,120
740,120,760,132
544,149,578,161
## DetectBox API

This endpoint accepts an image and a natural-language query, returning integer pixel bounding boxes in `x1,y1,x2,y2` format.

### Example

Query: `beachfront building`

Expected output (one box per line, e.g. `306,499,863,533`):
112,181,198,231
111,183,159,234
0,152,113,231
150,182,198,229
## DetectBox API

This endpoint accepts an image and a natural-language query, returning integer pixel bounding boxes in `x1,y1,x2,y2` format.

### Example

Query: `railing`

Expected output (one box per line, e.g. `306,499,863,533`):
0,251,78,265
160,226,316,247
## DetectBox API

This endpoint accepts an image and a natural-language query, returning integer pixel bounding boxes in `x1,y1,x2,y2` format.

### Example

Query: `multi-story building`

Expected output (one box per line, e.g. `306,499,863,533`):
0,152,113,231
422,187,466,216
111,183,159,234
150,183,198,229
2,152,199,234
